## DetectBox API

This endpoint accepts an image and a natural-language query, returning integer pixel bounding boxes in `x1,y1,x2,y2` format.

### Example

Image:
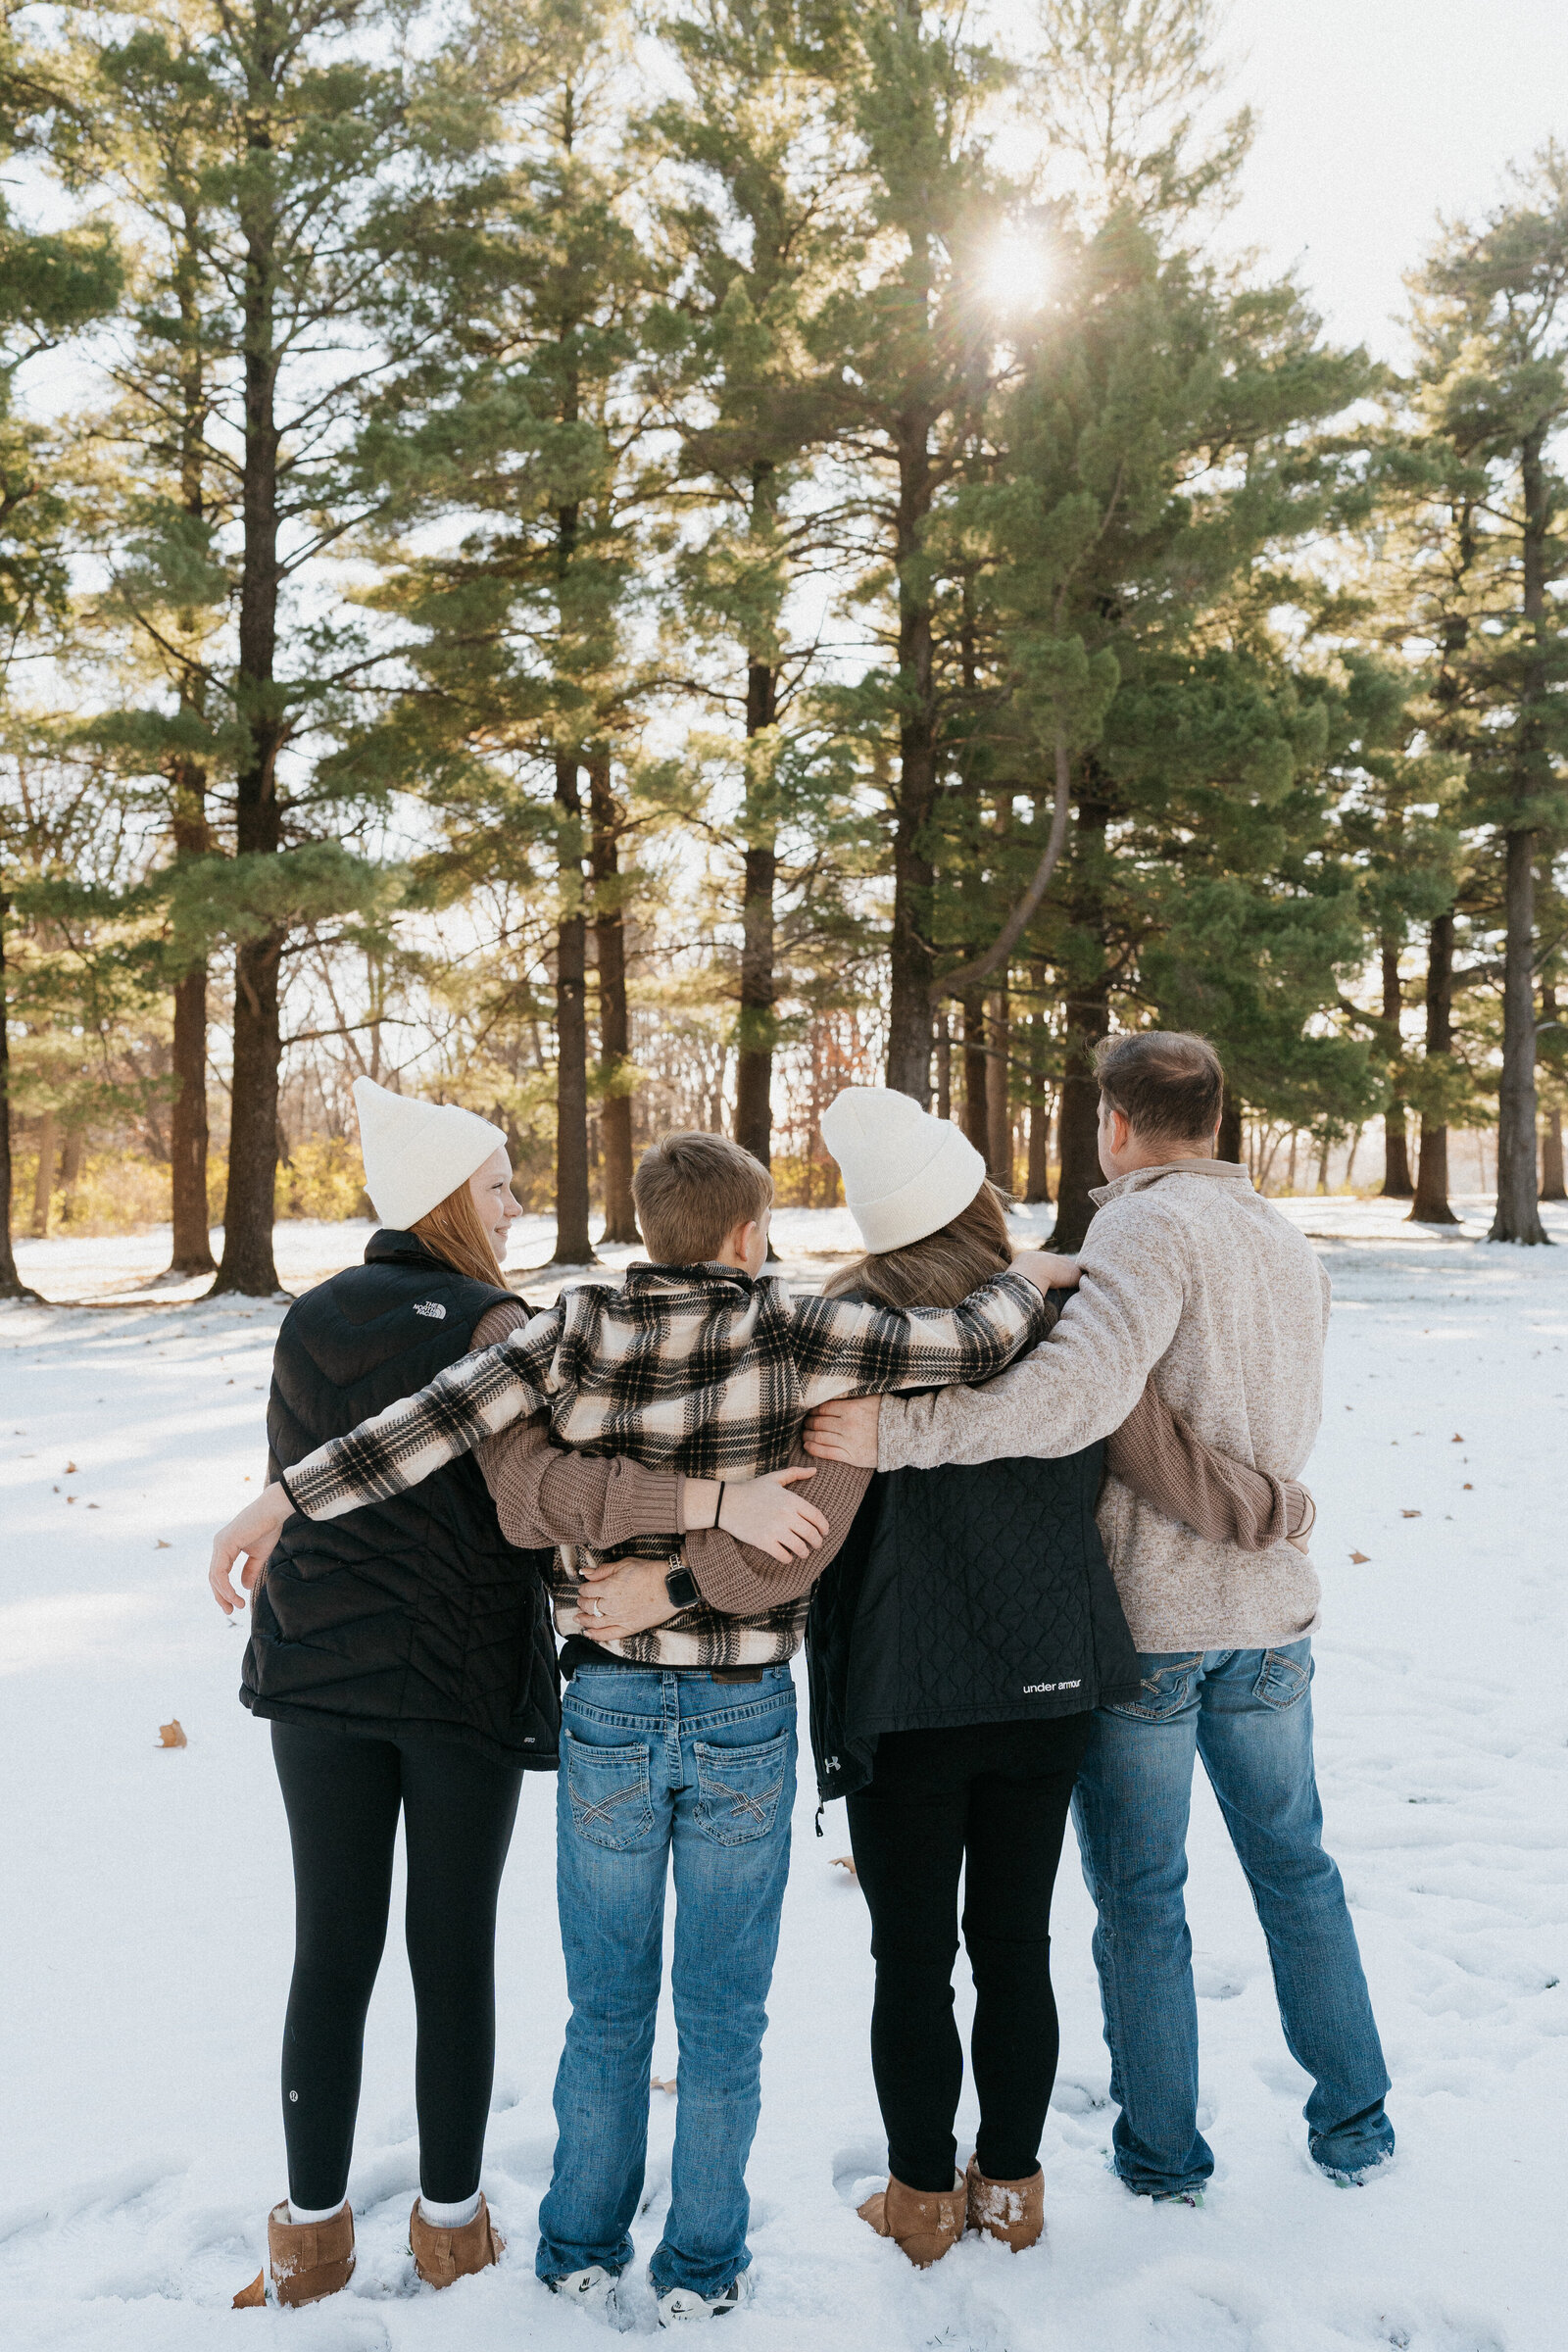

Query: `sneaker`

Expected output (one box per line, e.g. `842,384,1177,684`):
549,2265,623,2323
656,2271,753,2325
1148,2188,1204,2209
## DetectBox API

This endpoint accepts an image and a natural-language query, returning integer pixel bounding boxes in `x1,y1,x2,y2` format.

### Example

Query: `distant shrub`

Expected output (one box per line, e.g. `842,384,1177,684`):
11,1152,172,1237
275,1136,365,1221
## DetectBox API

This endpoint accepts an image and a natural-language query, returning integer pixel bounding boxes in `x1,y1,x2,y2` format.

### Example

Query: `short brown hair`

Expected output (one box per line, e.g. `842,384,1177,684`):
1095,1030,1224,1145
821,1181,1011,1312
632,1131,773,1266
413,1179,506,1288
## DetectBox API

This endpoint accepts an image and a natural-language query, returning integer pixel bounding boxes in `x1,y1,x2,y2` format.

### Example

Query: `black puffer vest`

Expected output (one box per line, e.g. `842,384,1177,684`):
240,1230,560,1770
807,1446,1140,1806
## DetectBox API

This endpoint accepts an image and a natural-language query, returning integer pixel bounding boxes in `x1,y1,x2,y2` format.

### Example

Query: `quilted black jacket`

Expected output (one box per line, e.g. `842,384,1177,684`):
806,1444,1141,1806
240,1230,561,1770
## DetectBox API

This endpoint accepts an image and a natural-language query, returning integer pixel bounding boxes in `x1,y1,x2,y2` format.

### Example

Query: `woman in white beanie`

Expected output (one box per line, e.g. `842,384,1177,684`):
803,1089,1306,2270
214,1082,822,2311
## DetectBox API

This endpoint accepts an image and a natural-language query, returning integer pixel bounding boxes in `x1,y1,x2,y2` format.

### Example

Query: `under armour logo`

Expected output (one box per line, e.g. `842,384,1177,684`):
413,1301,447,1320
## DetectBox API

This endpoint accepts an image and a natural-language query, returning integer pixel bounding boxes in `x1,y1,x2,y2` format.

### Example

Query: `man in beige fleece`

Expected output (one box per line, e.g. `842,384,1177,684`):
805,1031,1395,2200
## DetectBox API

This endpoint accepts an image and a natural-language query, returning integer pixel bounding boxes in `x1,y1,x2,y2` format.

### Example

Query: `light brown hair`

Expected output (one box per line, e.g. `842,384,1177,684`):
412,1178,506,1290
1095,1030,1224,1147
821,1180,1013,1312
632,1131,774,1266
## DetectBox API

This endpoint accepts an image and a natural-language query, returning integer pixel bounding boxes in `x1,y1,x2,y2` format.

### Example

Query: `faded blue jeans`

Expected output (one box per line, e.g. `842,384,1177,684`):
535,1664,797,2300
1072,1642,1394,2194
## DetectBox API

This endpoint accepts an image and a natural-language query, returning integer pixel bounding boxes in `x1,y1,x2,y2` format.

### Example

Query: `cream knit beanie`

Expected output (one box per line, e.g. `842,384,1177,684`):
819,1087,988,1253
352,1077,508,1231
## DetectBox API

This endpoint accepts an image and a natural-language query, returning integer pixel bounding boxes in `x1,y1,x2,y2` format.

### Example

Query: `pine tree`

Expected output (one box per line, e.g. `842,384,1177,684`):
70,0,435,1294
1413,150,1568,1245
350,0,655,1264
647,0,854,1166
61,10,238,1274
0,4,120,1293
811,0,1013,1099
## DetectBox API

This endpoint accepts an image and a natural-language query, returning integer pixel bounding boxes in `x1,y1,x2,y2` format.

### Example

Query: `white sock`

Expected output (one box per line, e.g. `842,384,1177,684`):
418,2189,482,2230
287,2197,346,2227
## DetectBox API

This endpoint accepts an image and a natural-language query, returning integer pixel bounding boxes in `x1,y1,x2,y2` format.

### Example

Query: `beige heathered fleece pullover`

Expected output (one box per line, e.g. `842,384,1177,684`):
875,1159,1332,1653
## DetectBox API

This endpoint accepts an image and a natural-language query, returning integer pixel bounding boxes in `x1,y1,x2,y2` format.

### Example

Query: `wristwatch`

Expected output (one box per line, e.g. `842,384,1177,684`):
664,1562,700,1612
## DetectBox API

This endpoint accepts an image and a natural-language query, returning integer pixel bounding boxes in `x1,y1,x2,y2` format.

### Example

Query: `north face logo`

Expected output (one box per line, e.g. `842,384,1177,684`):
412,1300,447,1321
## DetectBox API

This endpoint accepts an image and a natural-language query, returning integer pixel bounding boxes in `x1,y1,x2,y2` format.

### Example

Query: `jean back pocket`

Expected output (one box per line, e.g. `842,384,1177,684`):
692,1729,792,1846
1105,1654,1202,1723
564,1727,655,1850
1252,1646,1311,1710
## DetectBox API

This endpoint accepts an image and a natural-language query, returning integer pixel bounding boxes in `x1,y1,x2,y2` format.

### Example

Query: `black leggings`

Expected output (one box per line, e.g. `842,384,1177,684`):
846,1714,1091,2192
271,1722,522,2210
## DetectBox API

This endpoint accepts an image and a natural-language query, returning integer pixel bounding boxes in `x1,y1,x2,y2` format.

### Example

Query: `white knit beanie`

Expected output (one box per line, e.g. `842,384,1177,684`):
352,1077,508,1231
819,1087,988,1253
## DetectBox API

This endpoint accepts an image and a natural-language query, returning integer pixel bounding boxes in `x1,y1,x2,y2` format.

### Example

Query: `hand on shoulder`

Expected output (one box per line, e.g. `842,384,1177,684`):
1010,1249,1081,1294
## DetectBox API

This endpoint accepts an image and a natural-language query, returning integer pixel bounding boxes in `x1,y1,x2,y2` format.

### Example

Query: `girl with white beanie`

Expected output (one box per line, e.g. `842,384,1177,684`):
801,1089,1309,2271
212,1081,820,2312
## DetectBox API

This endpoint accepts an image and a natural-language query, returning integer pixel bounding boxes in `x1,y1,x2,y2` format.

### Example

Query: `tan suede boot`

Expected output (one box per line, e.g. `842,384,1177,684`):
858,2172,966,2268
965,2155,1045,2252
264,2201,356,2307
409,2194,504,2288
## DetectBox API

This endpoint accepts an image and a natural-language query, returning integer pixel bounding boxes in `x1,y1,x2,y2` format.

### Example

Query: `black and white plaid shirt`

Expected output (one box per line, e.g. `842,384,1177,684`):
279,1262,1049,1672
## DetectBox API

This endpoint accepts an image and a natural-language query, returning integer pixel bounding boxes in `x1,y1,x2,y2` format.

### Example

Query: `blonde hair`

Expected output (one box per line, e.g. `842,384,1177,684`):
632,1131,774,1266
821,1180,1012,1312
412,1176,506,1289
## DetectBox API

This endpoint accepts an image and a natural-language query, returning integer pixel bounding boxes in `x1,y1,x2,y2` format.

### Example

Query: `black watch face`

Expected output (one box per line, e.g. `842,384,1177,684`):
666,1566,699,1609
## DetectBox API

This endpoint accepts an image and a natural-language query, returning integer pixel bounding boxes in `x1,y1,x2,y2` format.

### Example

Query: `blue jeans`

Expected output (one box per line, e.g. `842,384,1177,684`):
1072,1642,1394,2194
535,1665,797,2299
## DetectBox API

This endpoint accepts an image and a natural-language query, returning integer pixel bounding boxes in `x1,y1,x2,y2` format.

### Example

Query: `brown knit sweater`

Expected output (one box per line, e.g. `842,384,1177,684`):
467,1298,1312,1642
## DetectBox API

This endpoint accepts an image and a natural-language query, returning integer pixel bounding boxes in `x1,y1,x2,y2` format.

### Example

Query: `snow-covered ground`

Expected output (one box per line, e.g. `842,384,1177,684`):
2,1200,1564,2350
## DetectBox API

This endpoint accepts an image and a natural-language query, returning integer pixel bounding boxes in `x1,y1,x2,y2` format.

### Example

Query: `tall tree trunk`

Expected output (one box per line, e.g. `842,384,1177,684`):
934,1012,952,1123
1411,910,1459,1224
1491,828,1545,1240
734,463,780,1166
1379,938,1413,1197
1052,796,1110,1251
1217,1090,1243,1165
986,985,1010,1187
168,221,216,1279
1542,976,1565,1200
31,1108,58,1238
213,125,283,1297
960,986,988,1152
169,759,216,1274
0,897,36,1297
60,1127,85,1223
885,416,938,1098
554,758,596,1264
1491,425,1548,1243
1026,974,1052,1202
1543,1107,1566,1200
588,755,637,1244
170,965,215,1270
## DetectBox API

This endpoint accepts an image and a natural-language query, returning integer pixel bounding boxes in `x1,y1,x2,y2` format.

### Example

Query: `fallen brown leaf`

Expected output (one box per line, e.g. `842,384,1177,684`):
831,1854,858,1881
232,2271,266,2310
1349,1550,1370,1564
158,1719,187,1748
1400,1509,1421,1519
154,1540,172,1549
64,1461,77,1474
1463,1483,1473,1491
651,2075,677,2096
1451,1434,1463,1443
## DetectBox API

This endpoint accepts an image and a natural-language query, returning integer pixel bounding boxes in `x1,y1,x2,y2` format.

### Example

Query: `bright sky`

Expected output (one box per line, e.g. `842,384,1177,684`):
1221,0,1568,362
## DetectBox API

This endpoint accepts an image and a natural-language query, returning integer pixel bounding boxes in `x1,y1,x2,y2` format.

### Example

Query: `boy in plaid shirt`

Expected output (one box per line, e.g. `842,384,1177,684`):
223,1132,1066,2325
272,1136,1062,1672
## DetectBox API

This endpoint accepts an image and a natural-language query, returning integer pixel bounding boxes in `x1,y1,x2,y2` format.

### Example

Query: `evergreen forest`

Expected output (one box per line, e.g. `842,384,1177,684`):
3,0,1567,1293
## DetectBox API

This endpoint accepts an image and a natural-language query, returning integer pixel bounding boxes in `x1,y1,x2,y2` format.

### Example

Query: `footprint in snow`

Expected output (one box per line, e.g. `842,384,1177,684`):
832,2137,888,2208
